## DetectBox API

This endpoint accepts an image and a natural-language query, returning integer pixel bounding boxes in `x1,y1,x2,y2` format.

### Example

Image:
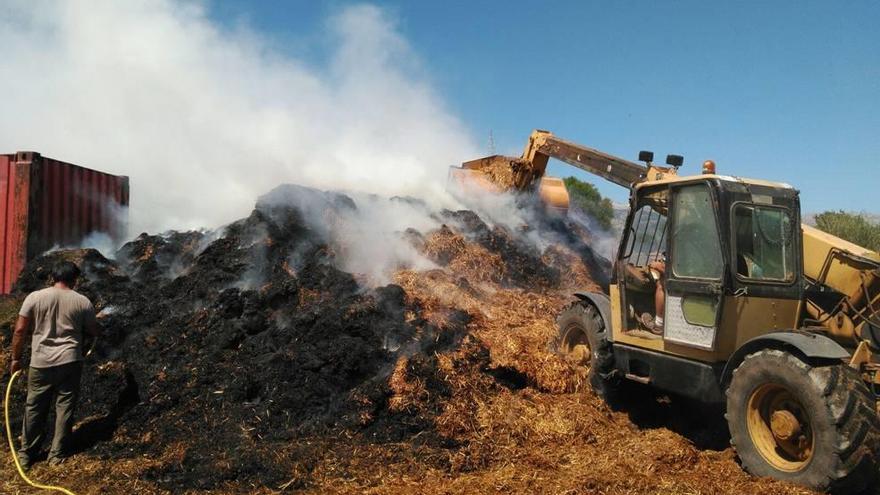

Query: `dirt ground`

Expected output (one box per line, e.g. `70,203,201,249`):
0,185,817,494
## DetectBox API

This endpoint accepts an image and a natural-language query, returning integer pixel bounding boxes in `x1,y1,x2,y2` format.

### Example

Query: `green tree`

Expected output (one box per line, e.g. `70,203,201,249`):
563,176,614,230
814,211,880,252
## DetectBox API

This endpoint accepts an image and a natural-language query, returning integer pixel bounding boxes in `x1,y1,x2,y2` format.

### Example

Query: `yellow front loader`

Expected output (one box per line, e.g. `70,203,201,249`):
452,130,880,493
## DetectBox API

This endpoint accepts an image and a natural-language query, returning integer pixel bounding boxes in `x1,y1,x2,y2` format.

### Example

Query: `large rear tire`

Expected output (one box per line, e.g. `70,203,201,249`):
555,301,619,401
726,349,880,493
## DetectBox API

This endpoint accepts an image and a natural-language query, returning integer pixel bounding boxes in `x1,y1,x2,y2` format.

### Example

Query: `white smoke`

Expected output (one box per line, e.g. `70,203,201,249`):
333,192,440,282
44,231,117,258
0,0,478,234
567,208,622,261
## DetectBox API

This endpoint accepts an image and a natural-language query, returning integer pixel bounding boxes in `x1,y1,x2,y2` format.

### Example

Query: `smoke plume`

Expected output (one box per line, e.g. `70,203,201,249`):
0,1,477,234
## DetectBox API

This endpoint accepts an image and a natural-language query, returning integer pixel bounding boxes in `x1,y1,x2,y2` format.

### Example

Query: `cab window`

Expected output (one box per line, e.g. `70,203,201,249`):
624,193,668,267
733,204,795,282
671,184,723,279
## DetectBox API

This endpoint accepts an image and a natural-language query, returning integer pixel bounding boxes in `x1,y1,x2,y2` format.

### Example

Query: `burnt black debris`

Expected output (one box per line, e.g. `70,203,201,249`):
6,184,610,491
115,231,207,282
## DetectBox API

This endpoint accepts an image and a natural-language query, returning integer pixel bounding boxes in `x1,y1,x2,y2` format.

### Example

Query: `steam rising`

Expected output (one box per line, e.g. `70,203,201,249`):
1,1,617,288
0,1,477,234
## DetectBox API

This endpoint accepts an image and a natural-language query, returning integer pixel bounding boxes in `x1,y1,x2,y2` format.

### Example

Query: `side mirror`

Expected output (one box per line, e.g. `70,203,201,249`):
638,151,654,163
666,154,684,168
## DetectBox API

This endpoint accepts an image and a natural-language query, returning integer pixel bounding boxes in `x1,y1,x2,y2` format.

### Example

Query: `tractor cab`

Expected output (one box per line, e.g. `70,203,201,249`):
613,174,802,363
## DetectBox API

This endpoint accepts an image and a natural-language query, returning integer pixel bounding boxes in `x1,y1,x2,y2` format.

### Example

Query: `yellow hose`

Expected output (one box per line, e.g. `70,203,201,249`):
5,370,78,495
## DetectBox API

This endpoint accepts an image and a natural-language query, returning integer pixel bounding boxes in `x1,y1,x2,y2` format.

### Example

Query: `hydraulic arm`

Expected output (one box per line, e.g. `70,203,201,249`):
518,130,648,188
450,130,678,212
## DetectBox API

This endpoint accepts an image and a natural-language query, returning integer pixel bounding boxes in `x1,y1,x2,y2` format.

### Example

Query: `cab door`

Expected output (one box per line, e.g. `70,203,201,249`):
614,185,669,338
664,182,727,350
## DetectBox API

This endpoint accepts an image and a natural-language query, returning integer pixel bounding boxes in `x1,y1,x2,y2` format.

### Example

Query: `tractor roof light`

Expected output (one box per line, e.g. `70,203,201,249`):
666,154,684,168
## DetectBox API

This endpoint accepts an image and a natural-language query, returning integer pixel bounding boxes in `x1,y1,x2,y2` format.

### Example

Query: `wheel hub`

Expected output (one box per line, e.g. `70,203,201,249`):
746,383,814,472
769,409,801,441
562,325,591,366
569,344,589,363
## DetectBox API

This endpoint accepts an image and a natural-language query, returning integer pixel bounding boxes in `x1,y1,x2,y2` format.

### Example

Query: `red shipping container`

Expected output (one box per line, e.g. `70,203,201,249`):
0,151,129,294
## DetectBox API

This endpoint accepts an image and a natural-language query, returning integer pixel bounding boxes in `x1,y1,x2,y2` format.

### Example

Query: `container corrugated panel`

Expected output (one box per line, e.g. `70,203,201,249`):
0,151,129,294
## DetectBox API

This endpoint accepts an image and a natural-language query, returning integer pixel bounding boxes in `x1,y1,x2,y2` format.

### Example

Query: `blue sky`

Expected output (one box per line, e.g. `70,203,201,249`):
211,0,878,213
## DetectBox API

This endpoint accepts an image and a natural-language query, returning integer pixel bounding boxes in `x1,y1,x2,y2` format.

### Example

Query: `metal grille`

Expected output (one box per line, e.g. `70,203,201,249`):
626,205,667,266
663,295,717,350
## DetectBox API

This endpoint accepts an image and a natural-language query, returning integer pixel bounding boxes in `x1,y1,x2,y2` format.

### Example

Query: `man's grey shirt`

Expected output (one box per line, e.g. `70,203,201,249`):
19,287,96,368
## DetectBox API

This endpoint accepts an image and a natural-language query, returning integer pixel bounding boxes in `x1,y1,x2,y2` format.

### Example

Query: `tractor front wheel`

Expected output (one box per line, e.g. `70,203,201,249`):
555,301,619,400
726,349,880,493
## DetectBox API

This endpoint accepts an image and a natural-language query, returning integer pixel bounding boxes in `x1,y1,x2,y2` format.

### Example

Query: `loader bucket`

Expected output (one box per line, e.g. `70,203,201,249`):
447,165,504,196
447,154,570,213
537,176,570,213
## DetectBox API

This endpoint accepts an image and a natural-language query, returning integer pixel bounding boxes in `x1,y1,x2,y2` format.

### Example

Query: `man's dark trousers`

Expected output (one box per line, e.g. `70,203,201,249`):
18,361,83,463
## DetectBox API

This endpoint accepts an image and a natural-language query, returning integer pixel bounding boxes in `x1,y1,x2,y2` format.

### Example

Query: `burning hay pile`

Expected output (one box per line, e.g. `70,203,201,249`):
0,185,812,494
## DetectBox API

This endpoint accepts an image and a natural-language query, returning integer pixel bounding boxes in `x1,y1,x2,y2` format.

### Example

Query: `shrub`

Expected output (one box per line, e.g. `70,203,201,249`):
563,177,614,230
814,211,880,252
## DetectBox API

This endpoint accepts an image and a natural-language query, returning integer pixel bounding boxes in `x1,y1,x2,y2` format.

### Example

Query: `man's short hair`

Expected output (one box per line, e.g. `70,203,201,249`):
51,261,81,286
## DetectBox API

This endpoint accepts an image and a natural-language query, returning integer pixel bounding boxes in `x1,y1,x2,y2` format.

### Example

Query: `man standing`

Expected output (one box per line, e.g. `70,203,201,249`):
9,261,99,468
